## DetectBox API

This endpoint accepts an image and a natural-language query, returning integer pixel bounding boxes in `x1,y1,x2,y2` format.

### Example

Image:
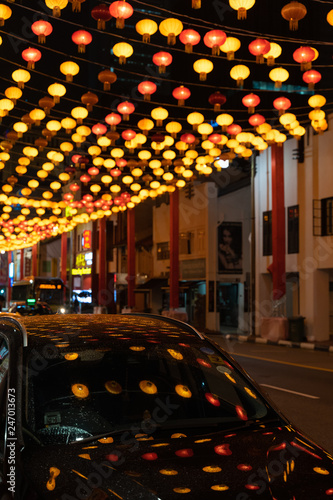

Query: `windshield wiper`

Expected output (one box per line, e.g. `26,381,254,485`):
70,423,160,445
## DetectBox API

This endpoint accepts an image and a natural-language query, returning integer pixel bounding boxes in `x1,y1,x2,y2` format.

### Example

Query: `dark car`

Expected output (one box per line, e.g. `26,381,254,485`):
8,302,53,316
0,314,332,499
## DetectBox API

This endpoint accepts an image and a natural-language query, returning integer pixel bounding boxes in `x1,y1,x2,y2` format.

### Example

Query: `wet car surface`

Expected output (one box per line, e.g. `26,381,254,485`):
0,313,332,499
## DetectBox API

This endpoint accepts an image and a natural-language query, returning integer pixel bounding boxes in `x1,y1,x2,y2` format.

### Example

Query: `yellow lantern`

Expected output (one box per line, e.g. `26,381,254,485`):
42,162,54,172
15,165,27,175
151,107,168,127
2,184,13,194
71,106,88,124
0,4,11,26
230,64,250,87
279,113,296,129
76,125,91,137
197,123,213,139
37,170,48,179
220,37,241,60
61,117,76,133
46,120,61,134
264,42,282,66
193,59,214,81
308,94,326,110
28,179,39,191
257,123,271,135
104,158,116,169
138,150,151,160
113,42,133,64
5,86,22,104
269,67,289,88
50,181,62,191
23,146,38,160
159,18,183,45
48,82,66,103
229,0,255,19
122,175,133,185
187,112,204,130
97,136,111,151
0,99,14,116
138,118,154,135
29,108,46,125
309,109,325,123
13,122,28,138
60,61,80,81
71,133,83,147
111,148,124,159
135,19,158,42
88,145,102,158
165,121,182,138
58,172,70,182
216,113,234,131
291,126,305,140
43,191,53,200
45,0,68,17
90,184,101,194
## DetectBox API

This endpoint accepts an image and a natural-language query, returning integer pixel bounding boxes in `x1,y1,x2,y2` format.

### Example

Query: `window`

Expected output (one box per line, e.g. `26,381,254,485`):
179,232,193,255
288,205,299,254
263,211,272,256
321,197,333,236
42,260,51,273
157,242,170,260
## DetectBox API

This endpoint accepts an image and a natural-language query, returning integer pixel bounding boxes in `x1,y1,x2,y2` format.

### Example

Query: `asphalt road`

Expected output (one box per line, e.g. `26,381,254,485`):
209,335,333,455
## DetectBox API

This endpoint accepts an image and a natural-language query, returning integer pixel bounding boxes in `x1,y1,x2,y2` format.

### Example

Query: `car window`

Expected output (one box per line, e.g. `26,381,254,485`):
23,340,274,445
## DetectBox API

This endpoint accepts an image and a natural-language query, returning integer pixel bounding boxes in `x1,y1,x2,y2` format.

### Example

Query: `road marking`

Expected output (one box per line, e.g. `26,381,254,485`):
260,384,320,400
231,352,333,373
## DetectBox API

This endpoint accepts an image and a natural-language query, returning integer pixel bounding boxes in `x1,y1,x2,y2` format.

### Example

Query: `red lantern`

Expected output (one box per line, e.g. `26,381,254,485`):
116,158,127,167
69,182,80,192
138,81,157,101
248,38,270,63
152,51,172,74
203,30,226,55
80,173,91,185
92,123,107,136
242,93,260,114
227,124,242,137
122,129,136,141
293,46,315,71
72,30,92,53
105,112,122,130
303,69,321,89
63,193,74,201
117,101,135,121
109,1,133,28
83,193,93,202
179,29,201,53
21,47,41,69
208,91,227,111
111,168,122,177
91,4,112,30
181,133,196,144
209,133,222,144
248,114,265,127
31,20,53,43
273,96,291,115
172,86,191,106
88,166,100,177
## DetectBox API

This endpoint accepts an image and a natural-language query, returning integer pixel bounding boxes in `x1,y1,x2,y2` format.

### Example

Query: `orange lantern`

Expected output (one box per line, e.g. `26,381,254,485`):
203,30,226,55
109,1,133,28
242,93,260,114
248,38,270,63
303,70,321,90
117,101,135,121
72,30,92,53
159,18,183,45
81,91,98,111
138,81,157,101
172,86,191,106
293,46,315,71
273,96,291,115
152,51,172,73
0,4,11,26
179,29,201,53
98,69,117,90
281,1,307,30
60,61,80,81
21,47,41,69
105,112,122,130
31,20,53,43
135,19,158,42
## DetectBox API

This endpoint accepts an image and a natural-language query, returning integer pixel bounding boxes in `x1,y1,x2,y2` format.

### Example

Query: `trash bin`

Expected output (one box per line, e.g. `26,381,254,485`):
288,316,305,342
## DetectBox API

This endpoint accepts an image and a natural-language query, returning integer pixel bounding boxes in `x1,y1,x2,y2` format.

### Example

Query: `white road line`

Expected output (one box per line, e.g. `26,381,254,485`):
260,384,320,400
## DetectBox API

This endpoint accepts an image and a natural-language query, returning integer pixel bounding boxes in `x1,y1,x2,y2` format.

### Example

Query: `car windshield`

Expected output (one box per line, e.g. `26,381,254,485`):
23,339,276,445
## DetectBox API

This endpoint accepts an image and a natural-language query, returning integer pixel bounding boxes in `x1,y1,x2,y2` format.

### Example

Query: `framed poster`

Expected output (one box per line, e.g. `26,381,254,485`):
218,222,243,274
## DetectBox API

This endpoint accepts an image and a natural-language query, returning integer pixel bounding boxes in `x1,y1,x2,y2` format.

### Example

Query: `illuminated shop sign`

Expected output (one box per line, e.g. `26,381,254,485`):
72,268,92,276
76,252,93,268
39,284,62,290
82,230,92,250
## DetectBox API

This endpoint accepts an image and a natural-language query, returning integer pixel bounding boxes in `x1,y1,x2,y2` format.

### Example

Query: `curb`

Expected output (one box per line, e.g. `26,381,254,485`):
223,334,333,353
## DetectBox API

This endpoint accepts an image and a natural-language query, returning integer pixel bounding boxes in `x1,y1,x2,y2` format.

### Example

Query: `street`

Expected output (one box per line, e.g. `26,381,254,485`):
209,335,333,454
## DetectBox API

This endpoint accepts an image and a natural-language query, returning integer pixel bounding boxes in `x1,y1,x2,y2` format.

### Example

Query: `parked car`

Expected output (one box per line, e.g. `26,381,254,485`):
8,301,53,316
0,313,332,499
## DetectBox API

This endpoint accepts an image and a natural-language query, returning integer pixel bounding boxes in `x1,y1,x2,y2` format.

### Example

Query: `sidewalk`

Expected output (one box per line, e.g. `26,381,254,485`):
204,328,333,353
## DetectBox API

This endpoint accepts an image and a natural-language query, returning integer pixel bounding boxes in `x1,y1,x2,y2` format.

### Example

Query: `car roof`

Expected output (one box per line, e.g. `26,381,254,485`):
0,313,205,349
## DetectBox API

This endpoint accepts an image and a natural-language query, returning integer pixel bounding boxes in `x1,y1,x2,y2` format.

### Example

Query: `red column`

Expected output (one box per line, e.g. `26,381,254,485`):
20,249,24,279
99,216,107,304
271,143,286,300
61,232,67,301
32,244,38,277
127,208,136,308
7,251,11,305
169,188,179,309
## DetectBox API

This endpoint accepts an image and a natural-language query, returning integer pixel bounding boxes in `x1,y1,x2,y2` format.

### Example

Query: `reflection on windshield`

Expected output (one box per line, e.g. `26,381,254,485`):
24,342,272,445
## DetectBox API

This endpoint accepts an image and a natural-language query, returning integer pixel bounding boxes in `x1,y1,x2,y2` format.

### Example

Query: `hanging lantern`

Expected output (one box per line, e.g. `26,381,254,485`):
12,69,31,89
273,96,291,115
230,64,250,87
117,101,135,121
92,123,107,136
281,1,307,30
242,93,260,113
72,30,92,53
203,30,226,55
21,47,41,69
220,37,241,60
71,106,88,124
39,95,55,114
109,1,133,28
113,42,133,64
159,18,183,45
46,120,61,135
105,112,122,130
13,122,28,138
269,67,289,88
208,91,227,111
61,117,76,133
91,3,111,29
229,0,255,20
5,87,22,105
193,59,214,81
81,91,98,111
187,112,204,130
216,113,233,132
248,114,265,127
152,51,172,74
135,19,158,43
172,86,191,106
138,118,154,135
31,20,53,43
179,29,201,53
293,46,315,71
138,81,157,101
0,4,11,26
308,94,326,110
60,141,74,155
279,112,296,129
264,42,282,66
303,69,321,89
227,124,242,137
45,0,68,17
21,114,35,130
48,82,66,102
29,108,46,125
60,61,80,81
98,69,117,90
248,38,270,63
192,0,201,8
151,107,168,127
69,0,85,12
0,99,14,116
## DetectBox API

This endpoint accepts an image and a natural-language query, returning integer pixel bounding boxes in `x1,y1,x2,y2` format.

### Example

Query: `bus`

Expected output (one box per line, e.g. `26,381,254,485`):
10,277,65,312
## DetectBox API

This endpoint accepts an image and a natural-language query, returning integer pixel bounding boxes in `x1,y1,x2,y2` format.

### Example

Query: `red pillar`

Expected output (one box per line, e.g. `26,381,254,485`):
32,244,38,277
7,251,11,305
127,208,136,309
169,188,180,309
99,216,107,305
271,143,286,300
61,232,67,301
20,249,24,280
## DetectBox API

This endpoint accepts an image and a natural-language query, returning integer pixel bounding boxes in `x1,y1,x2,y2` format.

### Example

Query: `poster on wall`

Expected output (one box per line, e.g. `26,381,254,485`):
218,222,243,274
